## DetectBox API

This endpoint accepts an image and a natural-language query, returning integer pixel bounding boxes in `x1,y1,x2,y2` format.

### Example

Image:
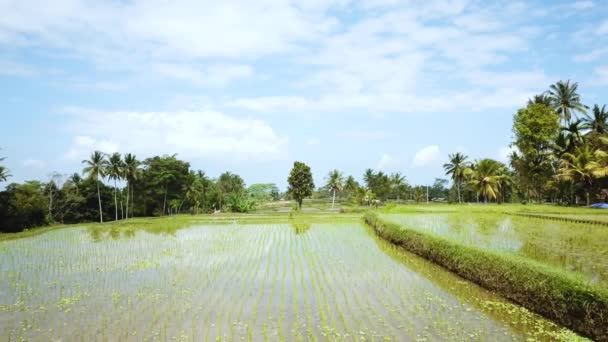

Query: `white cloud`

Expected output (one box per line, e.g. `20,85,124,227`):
413,145,441,167
338,129,392,141
0,59,37,76
572,1,594,10
574,48,608,62
376,153,396,170
598,20,608,35
591,65,608,85
64,136,120,161
22,159,46,169
62,108,288,162
151,63,253,86
497,146,517,164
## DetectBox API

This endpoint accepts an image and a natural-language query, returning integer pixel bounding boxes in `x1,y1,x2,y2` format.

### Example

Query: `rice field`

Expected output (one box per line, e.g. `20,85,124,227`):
0,217,584,341
381,212,608,286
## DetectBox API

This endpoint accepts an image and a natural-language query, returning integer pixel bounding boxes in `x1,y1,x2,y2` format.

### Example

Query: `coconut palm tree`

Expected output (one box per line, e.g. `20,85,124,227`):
325,169,344,209
582,104,608,135
123,153,141,220
0,166,10,183
527,93,552,106
561,119,585,152
389,172,407,201
548,80,588,125
82,151,108,223
557,145,600,206
467,159,509,203
443,152,469,203
107,152,124,221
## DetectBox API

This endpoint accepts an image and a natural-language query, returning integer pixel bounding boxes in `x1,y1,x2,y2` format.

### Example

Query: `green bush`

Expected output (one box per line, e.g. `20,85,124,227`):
363,212,608,341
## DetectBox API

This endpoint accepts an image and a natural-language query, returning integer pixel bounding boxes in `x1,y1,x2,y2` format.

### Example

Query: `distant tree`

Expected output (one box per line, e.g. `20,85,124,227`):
217,171,246,209
343,175,360,200
107,152,124,221
548,80,588,124
325,169,344,209
582,104,608,139
557,145,600,206
429,178,449,200
0,181,47,232
0,149,10,183
467,159,510,203
82,151,108,223
247,183,279,203
561,119,586,152
443,152,469,203
123,153,141,219
287,161,314,210
389,172,408,201
527,93,553,106
511,103,560,202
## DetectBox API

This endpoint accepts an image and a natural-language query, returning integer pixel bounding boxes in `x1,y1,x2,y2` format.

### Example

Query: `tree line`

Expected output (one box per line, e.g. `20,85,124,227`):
0,152,279,232
443,80,608,205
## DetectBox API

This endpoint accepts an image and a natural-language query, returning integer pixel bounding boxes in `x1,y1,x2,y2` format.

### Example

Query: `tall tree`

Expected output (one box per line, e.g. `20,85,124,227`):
443,152,469,203
511,103,560,202
107,152,124,221
287,161,314,210
325,169,344,209
557,145,600,206
467,159,510,203
548,80,588,124
82,151,108,223
527,93,552,106
582,104,608,135
123,153,140,219
389,172,407,201
561,119,585,152
0,149,10,183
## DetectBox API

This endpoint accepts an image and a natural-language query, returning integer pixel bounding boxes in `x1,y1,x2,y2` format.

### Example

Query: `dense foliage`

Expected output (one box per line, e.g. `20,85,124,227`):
287,161,315,209
0,153,276,232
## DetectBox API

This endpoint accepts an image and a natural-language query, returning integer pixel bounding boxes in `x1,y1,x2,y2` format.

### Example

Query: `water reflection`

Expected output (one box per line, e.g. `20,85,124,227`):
381,213,607,285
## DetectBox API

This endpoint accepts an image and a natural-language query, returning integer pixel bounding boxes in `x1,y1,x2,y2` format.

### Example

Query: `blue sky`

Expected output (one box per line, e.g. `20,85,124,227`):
1,0,608,190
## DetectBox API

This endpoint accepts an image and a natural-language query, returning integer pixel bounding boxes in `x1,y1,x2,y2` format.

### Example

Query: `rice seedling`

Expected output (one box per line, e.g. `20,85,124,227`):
0,215,589,341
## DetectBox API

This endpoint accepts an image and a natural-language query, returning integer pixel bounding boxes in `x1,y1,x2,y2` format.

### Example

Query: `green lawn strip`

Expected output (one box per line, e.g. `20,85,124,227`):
363,212,608,341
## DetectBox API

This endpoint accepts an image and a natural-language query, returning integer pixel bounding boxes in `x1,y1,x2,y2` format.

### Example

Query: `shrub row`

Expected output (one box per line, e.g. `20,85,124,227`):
363,212,608,341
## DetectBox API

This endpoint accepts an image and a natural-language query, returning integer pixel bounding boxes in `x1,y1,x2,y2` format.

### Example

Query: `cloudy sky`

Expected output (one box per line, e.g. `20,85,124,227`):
1,0,608,189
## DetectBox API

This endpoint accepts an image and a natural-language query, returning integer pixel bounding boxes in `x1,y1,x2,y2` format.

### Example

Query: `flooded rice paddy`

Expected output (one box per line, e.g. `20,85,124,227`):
0,220,584,341
382,213,608,286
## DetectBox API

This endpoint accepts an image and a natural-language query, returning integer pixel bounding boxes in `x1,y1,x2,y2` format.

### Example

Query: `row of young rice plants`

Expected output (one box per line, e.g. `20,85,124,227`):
379,212,608,286
0,217,590,341
365,212,608,341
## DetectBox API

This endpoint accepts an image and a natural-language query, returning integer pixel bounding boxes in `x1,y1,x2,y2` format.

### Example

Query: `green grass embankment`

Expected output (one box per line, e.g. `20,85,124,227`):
363,211,608,341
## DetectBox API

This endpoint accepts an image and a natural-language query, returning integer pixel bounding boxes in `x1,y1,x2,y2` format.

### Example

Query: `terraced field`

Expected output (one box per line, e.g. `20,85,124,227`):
0,217,584,341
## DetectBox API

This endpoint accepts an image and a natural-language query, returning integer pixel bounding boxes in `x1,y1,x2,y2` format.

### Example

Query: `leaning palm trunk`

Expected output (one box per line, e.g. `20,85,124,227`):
97,181,103,223
162,185,168,216
457,180,461,203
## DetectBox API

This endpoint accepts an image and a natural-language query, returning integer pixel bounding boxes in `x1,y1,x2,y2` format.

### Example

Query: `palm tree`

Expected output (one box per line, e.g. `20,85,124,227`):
443,152,469,203
325,169,344,209
123,153,141,220
548,80,588,124
107,152,124,221
0,166,10,183
527,93,552,106
582,104,608,135
389,172,406,201
561,119,585,152
557,145,600,205
82,151,108,223
0,149,9,183
467,159,509,203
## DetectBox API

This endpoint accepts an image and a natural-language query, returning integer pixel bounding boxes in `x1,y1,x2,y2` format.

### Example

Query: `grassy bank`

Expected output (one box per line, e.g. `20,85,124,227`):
363,211,608,341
